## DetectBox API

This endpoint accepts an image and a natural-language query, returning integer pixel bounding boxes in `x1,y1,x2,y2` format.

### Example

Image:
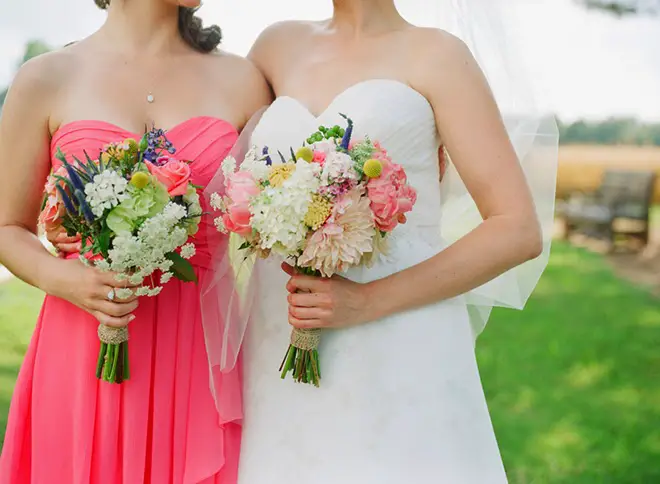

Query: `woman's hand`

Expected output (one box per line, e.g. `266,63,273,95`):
49,259,140,328
283,263,376,330
45,226,81,256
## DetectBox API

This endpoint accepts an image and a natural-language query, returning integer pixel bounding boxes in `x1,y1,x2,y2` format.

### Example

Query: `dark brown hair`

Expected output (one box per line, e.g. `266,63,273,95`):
94,1,222,53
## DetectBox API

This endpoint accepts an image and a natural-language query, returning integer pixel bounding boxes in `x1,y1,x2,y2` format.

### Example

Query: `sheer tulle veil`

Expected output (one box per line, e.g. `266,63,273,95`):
200,0,558,415
397,0,559,337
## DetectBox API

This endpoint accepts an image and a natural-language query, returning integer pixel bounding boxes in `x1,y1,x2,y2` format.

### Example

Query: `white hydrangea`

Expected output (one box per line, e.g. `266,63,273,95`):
320,151,357,186
161,202,187,225
84,170,129,217
250,160,320,256
180,243,196,260
241,146,271,181
313,139,338,152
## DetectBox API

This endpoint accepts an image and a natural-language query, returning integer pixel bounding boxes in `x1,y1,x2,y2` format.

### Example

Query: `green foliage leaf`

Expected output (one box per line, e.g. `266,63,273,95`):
165,252,198,283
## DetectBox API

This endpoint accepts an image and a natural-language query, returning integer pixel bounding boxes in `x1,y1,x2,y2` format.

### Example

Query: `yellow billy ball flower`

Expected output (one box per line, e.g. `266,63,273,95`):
295,146,314,162
304,194,333,230
124,138,139,154
268,163,296,187
363,158,383,178
130,171,151,189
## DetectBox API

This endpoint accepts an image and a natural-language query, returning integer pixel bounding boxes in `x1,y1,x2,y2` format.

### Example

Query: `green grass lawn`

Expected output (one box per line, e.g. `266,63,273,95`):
480,243,660,483
1,243,659,482
0,279,42,448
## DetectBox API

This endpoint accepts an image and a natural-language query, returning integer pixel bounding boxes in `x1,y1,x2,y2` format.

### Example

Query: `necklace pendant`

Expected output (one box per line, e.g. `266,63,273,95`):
146,93,155,104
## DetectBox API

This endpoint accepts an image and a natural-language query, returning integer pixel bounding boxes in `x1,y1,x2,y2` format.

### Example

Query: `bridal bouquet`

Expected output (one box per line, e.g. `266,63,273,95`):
210,115,417,386
39,127,202,383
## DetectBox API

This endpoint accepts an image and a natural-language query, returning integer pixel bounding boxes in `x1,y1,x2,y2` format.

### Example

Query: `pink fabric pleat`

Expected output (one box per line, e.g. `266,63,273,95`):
0,117,241,484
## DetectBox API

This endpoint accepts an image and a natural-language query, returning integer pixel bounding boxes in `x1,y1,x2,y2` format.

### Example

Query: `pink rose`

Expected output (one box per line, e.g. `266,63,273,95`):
367,160,417,232
147,159,192,196
312,150,326,166
222,171,259,236
39,197,65,231
222,204,252,236
226,171,259,204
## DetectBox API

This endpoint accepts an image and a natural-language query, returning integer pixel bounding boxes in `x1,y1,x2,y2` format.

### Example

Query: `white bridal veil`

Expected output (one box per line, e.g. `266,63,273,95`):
397,0,559,337
201,0,559,415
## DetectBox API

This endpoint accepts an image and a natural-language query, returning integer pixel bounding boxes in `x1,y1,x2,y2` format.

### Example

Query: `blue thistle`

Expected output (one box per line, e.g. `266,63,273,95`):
56,185,77,215
262,146,272,166
339,114,353,150
74,189,95,224
62,160,86,192
143,148,158,163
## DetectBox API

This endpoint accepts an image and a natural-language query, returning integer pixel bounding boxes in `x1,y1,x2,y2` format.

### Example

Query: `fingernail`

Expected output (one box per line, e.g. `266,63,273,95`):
128,315,136,322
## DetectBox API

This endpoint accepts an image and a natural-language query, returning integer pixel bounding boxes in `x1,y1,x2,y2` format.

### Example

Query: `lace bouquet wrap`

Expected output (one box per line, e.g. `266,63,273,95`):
209,115,417,386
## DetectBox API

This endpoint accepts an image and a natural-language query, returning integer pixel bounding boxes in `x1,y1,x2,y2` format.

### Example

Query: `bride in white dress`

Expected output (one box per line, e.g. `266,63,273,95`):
228,1,557,482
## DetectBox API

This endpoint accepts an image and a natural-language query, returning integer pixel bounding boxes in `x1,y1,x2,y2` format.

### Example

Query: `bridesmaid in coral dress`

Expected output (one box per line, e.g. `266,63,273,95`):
0,0,270,482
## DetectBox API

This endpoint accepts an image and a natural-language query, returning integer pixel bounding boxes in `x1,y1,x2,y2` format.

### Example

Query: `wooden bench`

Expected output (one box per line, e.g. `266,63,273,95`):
559,169,656,247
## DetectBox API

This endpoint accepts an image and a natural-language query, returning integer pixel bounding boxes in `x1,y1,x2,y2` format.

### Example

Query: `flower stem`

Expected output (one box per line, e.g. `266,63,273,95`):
96,342,107,379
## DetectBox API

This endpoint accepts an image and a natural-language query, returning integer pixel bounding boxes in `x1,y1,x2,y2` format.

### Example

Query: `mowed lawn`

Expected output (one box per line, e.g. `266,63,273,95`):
1,242,659,482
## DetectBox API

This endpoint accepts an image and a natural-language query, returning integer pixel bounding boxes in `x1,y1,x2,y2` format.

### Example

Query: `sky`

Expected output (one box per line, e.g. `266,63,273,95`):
1,0,659,121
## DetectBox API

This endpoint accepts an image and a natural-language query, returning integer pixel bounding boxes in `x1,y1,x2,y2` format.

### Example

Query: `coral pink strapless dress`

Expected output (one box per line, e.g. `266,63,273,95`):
0,117,241,484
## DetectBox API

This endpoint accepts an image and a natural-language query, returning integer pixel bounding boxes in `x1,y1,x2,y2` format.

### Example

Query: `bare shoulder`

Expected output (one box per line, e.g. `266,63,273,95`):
403,27,485,102
208,50,264,81
249,20,316,70
203,50,272,124
407,27,475,73
7,47,74,100
252,20,316,51
2,46,80,130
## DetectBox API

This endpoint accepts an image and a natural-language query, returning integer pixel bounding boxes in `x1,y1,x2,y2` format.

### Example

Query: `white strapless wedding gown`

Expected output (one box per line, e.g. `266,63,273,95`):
238,80,507,483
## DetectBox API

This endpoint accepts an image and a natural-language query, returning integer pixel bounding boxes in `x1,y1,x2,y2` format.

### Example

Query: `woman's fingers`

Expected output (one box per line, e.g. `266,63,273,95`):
93,299,139,318
281,262,296,276
288,315,323,329
286,275,325,294
98,271,142,289
288,292,330,308
92,310,136,329
289,305,330,321
57,242,82,253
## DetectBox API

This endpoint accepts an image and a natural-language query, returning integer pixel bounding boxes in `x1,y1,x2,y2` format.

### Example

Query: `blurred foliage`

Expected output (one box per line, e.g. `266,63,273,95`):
0,40,51,111
577,0,660,15
559,118,660,146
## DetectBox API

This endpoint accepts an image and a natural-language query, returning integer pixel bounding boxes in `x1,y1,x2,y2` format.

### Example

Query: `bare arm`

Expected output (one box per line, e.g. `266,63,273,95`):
0,56,66,290
0,55,138,327
285,32,542,328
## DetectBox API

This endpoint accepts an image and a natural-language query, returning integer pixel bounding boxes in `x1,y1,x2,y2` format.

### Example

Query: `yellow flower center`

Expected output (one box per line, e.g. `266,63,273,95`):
295,146,314,163
130,172,151,189
304,194,333,230
124,138,139,154
268,163,296,187
363,158,383,178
